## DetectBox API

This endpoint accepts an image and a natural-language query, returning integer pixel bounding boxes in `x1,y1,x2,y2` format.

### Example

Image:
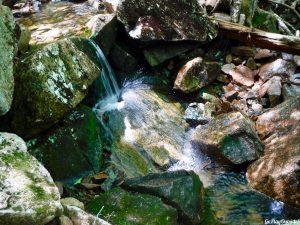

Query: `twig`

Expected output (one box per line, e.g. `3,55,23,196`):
266,0,300,20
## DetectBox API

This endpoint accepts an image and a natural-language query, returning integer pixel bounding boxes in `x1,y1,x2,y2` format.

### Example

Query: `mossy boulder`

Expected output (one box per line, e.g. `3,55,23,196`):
10,37,100,139
0,132,63,225
191,112,263,165
86,187,178,225
117,0,217,42
123,170,204,225
0,5,15,116
27,105,103,183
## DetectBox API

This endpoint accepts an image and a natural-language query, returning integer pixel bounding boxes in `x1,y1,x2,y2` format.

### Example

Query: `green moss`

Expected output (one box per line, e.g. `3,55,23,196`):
1,151,31,169
28,184,47,201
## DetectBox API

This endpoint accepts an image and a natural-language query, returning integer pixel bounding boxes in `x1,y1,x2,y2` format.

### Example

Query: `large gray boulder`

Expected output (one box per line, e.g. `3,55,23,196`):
10,37,100,138
0,133,63,225
117,0,217,42
0,5,15,116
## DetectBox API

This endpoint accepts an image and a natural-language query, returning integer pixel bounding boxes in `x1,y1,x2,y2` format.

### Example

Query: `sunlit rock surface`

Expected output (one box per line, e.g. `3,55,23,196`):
0,5,15,115
192,111,263,165
117,0,217,42
10,37,100,138
247,95,300,208
94,83,188,177
86,187,178,225
0,133,63,225
16,2,99,46
27,105,103,182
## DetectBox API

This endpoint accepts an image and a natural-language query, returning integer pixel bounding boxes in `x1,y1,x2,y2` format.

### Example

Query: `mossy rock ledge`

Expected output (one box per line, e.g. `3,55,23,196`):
0,132,63,225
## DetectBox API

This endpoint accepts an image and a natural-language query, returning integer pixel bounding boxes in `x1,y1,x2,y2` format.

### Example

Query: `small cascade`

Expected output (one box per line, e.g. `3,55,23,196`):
89,40,120,98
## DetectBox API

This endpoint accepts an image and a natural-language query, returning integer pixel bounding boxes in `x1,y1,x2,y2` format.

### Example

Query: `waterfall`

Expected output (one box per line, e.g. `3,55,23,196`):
89,40,120,98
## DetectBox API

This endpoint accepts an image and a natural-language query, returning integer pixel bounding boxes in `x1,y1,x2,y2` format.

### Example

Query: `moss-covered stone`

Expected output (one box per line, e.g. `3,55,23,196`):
0,5,15,115
27,105,103,183
123,170,204,224
86,188,178,225
191,112,263,165
117,0,217,42
0,132,63,225
9,37,100,139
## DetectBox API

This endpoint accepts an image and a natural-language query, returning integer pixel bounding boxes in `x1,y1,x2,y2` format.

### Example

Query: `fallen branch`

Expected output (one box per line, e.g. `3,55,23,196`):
212,18,300,55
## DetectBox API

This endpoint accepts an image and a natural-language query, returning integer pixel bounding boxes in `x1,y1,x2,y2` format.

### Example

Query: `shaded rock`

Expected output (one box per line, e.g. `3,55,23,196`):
231,46,254,57
64,205,111,225
27,105,102,182
191,112,263,165
0,133,63,225
0,5,15,115
228,65,256,87
17,2,99,46
123,170,204,225
247,95,300,208
10,38,100,138
254,49,276,60
87,14,117,56
184,102,213,126
2,0,17,7
86,187,178,225
259,76,282,107
294,55,300,67
59,215,73,225
174,57,221,93
109,43,138,73
246,57,257,70
16,24,31,54
259,59,296,82
143,43,197,67
117,0,217,42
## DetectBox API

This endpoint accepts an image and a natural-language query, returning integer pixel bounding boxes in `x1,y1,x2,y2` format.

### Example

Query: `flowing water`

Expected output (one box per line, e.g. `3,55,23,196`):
90,41,300,225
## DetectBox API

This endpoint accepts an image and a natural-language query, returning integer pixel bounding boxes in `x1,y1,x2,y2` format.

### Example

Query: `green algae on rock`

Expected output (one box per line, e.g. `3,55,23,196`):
86,187,178,225
10,37,100,139
0,132,63,225
123,170,204,225
27,105,103,183
117,0,218,42
192,111,263,165
0,4,15,116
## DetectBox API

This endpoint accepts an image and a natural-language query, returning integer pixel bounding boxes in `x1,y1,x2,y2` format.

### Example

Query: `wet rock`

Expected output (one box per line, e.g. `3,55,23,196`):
64,205,111,225
109,43,138,73
117,0,217,42
231,46,254,57
10,38,100,138
282,84,298,100
0,5,15,116
0,133,63,225
87,14,117,56
247,96,300,208
97,87,187,177
143,43,196,67
259,59,296,82
191,112,263,165
184,103,212,126
174,57,221,93
27,105,102,182
123,170,204,225
86,188,178,225
228,65,256,87
17,2,99,46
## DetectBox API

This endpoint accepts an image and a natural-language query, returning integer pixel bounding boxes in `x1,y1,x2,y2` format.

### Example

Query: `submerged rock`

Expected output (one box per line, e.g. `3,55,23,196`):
0,5,15,116
86,187,178,225
117,0,217,42
0,133,63,225
10,37,100,138
247,95,300,208
27,105,102,182
174,57,221,93
123,170,204,225
192,112,263,165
